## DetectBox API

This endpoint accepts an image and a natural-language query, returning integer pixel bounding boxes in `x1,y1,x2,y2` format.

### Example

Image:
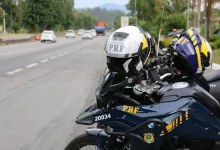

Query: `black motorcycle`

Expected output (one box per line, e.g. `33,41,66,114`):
64,64,220,150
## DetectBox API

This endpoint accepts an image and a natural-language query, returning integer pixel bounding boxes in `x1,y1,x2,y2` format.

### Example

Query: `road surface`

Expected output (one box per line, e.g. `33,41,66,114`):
0,36,107,150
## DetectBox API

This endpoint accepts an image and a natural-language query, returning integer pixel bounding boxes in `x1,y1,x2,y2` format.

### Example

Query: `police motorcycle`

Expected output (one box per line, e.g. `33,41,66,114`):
64,27,220,150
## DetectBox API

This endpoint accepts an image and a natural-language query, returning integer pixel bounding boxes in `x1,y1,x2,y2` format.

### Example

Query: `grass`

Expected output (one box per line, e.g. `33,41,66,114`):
213,51,220,64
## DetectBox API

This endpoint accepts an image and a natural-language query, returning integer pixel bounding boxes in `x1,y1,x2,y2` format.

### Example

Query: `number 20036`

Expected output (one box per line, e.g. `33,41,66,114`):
95,114,111,121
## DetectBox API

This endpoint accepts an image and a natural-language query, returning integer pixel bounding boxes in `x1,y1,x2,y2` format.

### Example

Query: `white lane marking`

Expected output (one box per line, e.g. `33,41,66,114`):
50,56,57,59
58,54,64,57
26,63,38,68
40,59,49,63
0,37,81,56
0,48,38,56
6,68,24,75
64,52,69,55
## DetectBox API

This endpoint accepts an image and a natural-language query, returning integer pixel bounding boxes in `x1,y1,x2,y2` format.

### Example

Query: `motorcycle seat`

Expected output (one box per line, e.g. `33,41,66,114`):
204,69,220,83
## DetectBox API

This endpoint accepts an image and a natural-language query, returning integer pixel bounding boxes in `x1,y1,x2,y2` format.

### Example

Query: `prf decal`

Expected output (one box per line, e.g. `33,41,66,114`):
122,106,139,114
160,110,189,136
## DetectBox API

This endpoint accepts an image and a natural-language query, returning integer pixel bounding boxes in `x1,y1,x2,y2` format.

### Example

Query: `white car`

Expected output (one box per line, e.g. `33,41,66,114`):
90,29,97,37
77,29,84,36
40,30,57,43
66,30,75,38
82,31,93,39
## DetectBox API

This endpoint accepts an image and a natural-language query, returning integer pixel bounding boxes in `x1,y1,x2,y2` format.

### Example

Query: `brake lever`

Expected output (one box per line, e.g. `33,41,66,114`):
110,76,138,92
110,78,128,92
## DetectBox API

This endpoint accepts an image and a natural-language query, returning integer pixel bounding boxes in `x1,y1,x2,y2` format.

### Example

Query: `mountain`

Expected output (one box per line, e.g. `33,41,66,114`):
100,3,129,14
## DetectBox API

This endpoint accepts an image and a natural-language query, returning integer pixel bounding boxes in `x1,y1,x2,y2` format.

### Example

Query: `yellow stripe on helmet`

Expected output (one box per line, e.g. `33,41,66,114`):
201,39,209,57
142,34,148,49
187,29,194,37
195,46,202,67
191,36,196,42
144,39,152,65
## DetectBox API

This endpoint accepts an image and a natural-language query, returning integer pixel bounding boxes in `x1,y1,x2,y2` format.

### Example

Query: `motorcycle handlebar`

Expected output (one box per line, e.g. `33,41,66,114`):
110,76,139,92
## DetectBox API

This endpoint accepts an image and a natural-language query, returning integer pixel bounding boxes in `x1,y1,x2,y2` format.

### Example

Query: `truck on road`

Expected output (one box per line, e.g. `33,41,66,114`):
95,21,106,36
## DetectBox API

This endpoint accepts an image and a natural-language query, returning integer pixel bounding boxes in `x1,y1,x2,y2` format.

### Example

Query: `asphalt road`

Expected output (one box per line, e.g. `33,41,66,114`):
0,35,107,150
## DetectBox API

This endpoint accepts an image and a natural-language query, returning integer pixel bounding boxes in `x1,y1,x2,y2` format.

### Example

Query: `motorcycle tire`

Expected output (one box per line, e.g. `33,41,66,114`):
64,134,96,150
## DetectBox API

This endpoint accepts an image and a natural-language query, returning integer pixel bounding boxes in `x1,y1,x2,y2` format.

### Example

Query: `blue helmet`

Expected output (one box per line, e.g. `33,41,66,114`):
171,29,212,77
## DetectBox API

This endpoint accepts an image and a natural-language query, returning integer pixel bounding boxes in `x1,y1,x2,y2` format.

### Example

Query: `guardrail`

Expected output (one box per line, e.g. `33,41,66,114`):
0,37,33,46
0,32,65,46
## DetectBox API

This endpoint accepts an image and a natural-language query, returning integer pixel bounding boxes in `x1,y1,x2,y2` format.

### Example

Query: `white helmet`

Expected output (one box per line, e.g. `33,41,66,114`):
104,25,154,75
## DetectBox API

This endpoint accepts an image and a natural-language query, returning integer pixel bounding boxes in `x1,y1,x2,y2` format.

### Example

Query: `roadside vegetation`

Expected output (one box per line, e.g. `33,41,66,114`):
213,51,220,64
0,0,97,33
78,7,124,29
116,0,219,39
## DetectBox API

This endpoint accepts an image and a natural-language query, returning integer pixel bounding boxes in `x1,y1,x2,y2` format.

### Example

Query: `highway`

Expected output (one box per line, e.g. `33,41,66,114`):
0,35,107,150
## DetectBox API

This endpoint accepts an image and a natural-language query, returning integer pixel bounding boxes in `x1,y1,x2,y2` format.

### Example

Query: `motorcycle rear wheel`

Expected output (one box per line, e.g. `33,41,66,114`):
64,134,97,150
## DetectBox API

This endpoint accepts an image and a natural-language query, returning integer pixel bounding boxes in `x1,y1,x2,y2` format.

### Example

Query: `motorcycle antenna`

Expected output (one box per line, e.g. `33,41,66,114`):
157,6,165,57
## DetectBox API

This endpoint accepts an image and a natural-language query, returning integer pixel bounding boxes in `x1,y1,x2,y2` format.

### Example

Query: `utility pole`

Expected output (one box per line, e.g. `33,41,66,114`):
135,0,137,24
197,0,201,33
187,0,190,29
157,6,165,56
205,1,207,39
10,9,12,33
3,10,6,34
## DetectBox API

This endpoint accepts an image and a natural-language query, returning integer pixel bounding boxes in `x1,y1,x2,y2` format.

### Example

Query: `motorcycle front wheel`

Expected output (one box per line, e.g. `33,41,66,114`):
64,134,97,150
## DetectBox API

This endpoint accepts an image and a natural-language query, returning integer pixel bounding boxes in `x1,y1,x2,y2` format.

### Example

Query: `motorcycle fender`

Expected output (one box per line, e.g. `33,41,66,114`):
85,128,109,148
75,104,102,125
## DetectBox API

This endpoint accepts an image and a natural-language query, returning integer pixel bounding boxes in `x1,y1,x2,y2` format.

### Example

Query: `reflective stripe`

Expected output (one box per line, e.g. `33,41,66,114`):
142,34,148,49
201,39,208,57
187,30,194,37
144,39,152,64
195,46,202,67
191,36,196,42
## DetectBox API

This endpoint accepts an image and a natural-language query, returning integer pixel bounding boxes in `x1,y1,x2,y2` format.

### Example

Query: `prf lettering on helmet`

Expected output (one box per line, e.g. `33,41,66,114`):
122,106,139,113
160,110,189,136
109,44,125,52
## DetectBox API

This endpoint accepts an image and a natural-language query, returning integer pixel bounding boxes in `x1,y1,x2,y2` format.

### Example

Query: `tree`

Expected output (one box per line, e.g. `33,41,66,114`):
79,7,124,29
205,0,220,38
163,13,187,33
23,0,75,32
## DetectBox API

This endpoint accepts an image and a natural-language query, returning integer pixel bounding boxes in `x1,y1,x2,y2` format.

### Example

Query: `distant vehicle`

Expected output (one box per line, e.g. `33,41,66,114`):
90,29,97,37
77,29,84,36
82,30,93,39
95,21,106,36
40,30,57,43
66,30,75,38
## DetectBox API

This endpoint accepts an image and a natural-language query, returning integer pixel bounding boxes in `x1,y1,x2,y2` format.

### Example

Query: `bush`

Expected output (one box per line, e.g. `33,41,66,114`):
160,37,173,48
163,13,187,34
12,22,22,33
210,42,218,50
209,35,220,50
209,34,220,42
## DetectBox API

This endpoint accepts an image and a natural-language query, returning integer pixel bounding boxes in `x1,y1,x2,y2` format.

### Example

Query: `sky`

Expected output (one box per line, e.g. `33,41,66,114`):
74,0,129,8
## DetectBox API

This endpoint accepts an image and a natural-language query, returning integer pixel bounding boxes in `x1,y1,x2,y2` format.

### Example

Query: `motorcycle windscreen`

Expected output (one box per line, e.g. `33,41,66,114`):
98,69,113,97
